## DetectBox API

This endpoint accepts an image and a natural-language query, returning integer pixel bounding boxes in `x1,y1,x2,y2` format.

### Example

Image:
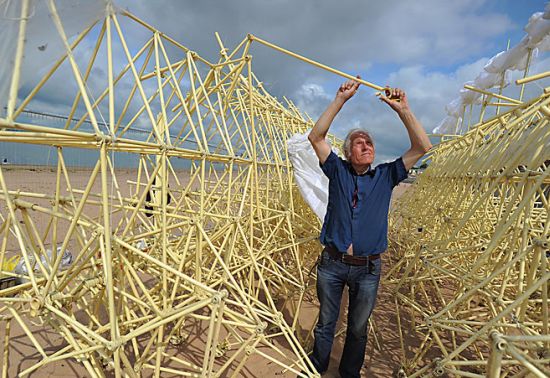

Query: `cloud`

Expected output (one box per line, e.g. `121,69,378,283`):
294,83,332,119
291,56,507,162
9,0,522,111
114,0,516,96
299,44,550,165
4,0,547,166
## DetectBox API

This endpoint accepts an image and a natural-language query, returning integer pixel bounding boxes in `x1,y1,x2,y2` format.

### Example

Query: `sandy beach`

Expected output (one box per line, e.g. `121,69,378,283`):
0,166,415,377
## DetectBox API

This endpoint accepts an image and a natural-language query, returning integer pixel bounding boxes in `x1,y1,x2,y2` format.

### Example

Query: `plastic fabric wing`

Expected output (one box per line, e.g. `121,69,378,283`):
287,131,330,221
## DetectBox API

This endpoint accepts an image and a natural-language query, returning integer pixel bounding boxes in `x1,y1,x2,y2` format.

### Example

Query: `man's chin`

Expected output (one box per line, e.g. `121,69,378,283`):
351,156,374,166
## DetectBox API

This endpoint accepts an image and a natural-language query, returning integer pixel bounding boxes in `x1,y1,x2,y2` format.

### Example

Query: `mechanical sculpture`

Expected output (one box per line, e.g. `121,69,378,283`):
1,1,548,377
0,1,344,376
388,71,550,377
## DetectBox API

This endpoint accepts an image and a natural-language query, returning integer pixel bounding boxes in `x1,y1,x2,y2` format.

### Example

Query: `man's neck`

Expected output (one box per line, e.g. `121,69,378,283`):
352,163,371,175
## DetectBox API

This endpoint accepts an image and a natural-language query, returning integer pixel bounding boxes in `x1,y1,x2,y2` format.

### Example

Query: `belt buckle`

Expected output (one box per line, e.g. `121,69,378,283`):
340,254,350,264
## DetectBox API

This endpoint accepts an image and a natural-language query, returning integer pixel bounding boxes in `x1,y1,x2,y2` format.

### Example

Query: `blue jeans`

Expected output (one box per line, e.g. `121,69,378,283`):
310,249,381,378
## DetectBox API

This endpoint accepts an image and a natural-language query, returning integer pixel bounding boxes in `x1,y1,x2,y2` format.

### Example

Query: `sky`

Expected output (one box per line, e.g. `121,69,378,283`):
115,0,549,164
2,0,549,165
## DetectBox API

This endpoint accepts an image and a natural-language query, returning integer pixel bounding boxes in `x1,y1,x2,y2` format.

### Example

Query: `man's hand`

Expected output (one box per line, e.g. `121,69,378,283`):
380,86,432,170
335,76,361,103
379,86,409,114
309,76,361,164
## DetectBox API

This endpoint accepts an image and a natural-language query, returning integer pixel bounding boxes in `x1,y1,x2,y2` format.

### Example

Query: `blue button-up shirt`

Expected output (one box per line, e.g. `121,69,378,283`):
319,151,407,256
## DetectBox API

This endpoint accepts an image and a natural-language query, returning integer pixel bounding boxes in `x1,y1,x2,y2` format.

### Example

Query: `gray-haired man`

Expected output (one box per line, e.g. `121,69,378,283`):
307,77,431,377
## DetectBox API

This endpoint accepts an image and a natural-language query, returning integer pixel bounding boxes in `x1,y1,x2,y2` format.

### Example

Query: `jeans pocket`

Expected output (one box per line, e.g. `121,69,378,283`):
369,258,382,276
317,249,331,269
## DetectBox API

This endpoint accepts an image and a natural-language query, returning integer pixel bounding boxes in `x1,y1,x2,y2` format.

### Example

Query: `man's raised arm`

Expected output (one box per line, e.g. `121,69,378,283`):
379,87,432,170
308,77,361,164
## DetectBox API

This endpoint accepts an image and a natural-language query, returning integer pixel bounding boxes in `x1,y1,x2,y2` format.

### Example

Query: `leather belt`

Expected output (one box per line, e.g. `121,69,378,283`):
324,245,380,266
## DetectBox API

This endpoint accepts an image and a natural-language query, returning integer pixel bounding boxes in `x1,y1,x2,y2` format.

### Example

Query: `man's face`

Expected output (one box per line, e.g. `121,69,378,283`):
349,134,375,166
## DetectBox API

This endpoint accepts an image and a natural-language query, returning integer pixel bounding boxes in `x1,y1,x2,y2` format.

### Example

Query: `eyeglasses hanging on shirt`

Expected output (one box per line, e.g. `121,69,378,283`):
352,176,358,209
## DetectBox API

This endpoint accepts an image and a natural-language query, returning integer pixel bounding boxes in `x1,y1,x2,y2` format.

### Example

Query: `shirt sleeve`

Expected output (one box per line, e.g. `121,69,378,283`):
319,151,340,180
388,157,408,187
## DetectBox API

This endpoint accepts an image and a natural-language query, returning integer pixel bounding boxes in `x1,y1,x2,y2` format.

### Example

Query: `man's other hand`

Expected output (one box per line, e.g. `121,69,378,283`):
379,86,410,114
335,75,361,103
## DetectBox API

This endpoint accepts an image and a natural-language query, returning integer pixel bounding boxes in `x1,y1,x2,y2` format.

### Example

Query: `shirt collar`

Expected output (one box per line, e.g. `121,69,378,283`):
346,161,375,177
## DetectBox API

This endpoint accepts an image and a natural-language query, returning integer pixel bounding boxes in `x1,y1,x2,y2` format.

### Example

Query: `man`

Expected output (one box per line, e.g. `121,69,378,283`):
307,76,431,377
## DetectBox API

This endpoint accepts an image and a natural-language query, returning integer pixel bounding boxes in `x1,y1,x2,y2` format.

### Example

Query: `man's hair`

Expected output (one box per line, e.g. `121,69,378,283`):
343,128,374,160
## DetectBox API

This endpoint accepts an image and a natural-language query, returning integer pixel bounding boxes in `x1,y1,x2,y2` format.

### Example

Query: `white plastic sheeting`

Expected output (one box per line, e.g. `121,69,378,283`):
525,9,550,48
287,130,334,221
14,247,73,275
473,70,510,90
0,0,111,118
484,37,533,73
433,3,550,134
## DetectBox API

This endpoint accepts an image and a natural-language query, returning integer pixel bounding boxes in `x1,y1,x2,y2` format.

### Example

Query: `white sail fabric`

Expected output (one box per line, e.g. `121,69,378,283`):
287,131,331,221
433,4,550,134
